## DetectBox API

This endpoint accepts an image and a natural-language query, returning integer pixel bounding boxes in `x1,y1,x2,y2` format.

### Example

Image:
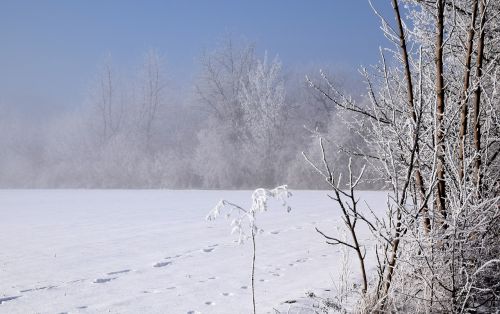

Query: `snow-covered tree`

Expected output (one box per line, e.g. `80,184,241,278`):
239,54,288,186
194,39,291,188
207,185,292,314
193,38,256,188
307,0,500,311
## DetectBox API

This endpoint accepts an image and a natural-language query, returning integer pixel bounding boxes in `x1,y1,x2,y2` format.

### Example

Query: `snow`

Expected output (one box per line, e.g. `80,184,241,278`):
0,190,387,313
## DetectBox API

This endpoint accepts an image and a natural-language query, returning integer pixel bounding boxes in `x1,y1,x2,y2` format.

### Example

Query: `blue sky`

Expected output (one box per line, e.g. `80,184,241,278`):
0,0,393,111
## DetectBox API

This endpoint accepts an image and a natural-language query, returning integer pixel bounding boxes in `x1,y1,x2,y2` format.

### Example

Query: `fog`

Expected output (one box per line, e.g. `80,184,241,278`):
0,40,374,189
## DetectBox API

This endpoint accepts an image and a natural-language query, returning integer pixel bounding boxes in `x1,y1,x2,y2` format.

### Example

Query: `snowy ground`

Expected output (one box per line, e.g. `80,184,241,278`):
0,190,387,314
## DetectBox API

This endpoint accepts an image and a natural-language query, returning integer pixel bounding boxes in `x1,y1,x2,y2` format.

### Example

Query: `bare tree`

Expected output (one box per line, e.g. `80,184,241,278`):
93,55,124,144
303,140,368,293
137,49,167,151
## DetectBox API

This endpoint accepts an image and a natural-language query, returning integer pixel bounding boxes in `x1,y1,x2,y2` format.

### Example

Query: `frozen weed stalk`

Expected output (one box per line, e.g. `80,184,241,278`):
206,185,292,314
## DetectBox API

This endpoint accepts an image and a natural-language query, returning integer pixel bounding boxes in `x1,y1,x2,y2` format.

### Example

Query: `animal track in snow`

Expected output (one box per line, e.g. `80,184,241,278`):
202,247,215,253
107,269,131,275
187,311,201,314
0,296,21,304
205,301,216,306
153,261,172,268
240,285,248,289
270,230,281,235
19,285,56,293
221,292,234,296
76,305,88,309
93,277,116,284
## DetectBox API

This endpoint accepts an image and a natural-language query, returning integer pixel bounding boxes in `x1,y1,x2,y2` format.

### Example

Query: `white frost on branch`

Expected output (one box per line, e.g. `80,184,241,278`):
206,185,292,244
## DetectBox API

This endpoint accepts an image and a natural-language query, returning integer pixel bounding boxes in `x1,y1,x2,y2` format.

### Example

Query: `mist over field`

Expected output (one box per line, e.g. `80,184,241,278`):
0,48,372,189
0,1,388,190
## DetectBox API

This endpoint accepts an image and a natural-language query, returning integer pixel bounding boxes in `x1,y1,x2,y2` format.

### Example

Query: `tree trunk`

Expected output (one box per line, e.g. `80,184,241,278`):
473,0,486,194
392,0,430,233
251,228,256,314
435,0,447,223
458,0,478,183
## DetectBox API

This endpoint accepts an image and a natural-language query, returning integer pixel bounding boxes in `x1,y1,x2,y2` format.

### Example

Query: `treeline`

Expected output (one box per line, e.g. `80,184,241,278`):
0,39,375,189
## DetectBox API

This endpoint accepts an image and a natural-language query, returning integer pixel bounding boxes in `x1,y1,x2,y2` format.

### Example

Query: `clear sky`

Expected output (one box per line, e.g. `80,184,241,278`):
0,0,393,112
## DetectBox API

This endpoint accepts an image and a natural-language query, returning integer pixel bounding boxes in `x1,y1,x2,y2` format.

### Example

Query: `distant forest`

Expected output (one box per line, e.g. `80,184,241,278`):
0,39,375,189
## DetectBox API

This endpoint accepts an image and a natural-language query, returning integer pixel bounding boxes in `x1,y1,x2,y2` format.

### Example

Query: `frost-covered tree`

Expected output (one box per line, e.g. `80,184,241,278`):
207,185,292,314
307,0,500,311
239,54,288,186
194,39,291,188
194,38,256,188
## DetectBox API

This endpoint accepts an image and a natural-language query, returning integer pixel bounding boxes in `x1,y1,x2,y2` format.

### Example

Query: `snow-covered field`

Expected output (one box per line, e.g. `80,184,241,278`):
0,190,387,313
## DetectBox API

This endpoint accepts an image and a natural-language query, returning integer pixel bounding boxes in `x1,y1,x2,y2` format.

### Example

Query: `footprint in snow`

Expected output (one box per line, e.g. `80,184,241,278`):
240,285,248,289
202,248,215,253
76,306,88,309
153,261,172,268
93,277,116,284
20,285,55,293
187,311,201,314
205,301,216,306
270,230,281,235
221,292,234,296
0,296,21,304
208,276,217,280
107,269,131,275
